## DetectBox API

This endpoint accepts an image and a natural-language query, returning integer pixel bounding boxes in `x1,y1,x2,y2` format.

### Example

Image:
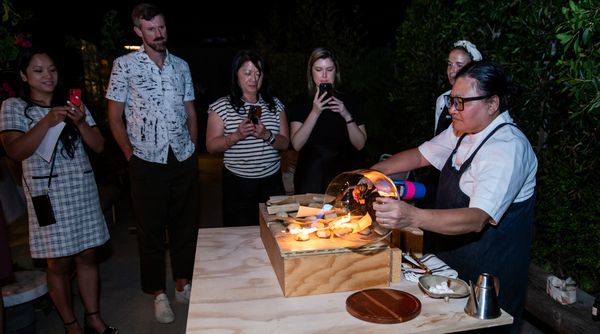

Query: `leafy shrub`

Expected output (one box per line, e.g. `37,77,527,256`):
392,0,599,293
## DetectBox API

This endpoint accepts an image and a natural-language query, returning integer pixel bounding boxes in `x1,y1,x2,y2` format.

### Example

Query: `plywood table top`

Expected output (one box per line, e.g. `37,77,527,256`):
186,226,512,333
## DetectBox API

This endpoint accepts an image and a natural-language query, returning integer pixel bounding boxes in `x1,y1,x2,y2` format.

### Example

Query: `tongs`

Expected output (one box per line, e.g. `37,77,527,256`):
406,250,432,275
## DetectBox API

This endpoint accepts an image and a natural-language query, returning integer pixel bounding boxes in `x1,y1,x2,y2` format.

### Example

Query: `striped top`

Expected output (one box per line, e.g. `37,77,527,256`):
208,96,284,178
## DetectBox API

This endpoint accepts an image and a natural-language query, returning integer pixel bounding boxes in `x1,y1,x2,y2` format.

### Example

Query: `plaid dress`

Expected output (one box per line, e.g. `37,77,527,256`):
0,98,109,258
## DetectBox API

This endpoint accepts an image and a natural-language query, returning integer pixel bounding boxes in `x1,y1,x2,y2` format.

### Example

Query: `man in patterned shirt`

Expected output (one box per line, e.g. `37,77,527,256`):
106,3,198,324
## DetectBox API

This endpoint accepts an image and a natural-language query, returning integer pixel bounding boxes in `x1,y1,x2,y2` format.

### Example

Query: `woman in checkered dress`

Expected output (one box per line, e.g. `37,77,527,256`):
0,48,116,333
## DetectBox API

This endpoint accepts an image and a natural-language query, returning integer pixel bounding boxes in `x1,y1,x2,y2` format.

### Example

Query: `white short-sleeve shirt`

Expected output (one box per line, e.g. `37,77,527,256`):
418,112,538,223
434,90,451,134
105,46,196,164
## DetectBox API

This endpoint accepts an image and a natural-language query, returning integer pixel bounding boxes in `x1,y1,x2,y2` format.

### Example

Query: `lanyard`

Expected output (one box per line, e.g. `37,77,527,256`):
23,145,58,194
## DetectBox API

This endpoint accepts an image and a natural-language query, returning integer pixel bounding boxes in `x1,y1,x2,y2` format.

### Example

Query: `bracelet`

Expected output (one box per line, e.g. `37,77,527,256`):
264,131,273,143
263,130,272,141
346,118,355,124
265,131,277,145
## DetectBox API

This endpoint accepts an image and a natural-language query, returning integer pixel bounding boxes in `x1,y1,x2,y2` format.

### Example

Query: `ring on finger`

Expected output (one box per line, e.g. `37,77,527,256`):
70,107,75,111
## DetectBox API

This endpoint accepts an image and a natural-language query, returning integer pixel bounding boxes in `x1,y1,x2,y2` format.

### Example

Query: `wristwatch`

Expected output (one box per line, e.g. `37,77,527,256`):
267,131,277,145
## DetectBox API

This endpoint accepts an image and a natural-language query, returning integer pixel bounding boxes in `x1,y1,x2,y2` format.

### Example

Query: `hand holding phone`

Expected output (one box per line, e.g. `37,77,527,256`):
248,105,262,124
69,88,81,107
319,83,333,100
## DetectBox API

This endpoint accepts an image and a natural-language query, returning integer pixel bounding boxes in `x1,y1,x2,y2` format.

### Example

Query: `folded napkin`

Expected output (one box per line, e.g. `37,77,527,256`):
402,253,458,282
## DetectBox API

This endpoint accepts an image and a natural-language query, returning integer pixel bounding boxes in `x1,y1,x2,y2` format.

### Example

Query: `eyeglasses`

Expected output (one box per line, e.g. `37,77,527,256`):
444,94,492,111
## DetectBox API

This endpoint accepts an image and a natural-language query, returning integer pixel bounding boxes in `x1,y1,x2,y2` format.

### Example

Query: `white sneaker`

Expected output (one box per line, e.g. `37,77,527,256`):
154,293,175,323
175,283,191,304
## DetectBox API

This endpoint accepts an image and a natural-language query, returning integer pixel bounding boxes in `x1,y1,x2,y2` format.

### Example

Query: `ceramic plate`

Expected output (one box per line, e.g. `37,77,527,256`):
418,275,470,299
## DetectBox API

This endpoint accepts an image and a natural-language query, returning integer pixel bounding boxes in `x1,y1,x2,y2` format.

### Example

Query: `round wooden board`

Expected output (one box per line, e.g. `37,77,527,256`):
346,288,421,324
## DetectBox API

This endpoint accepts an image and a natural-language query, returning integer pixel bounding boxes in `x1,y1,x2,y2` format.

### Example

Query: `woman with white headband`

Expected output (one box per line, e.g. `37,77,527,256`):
418,40,484,213
434,40,483,135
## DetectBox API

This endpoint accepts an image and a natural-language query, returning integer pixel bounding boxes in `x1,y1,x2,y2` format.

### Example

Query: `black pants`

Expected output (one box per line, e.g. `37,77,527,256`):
129,149,199,293
222,168,285,227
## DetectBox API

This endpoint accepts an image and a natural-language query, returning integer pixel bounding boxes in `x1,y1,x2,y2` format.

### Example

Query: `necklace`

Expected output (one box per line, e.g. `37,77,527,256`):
30,98,51,107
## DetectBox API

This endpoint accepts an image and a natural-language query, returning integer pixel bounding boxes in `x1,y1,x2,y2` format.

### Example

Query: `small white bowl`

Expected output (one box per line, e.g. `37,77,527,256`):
418,275,470,299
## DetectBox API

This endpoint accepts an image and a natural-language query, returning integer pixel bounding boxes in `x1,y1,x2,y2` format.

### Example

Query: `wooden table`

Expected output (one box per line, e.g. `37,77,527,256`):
186,226,513,333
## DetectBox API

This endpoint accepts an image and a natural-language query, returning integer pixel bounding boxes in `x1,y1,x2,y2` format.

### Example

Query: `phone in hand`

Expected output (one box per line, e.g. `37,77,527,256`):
248,105,262,124
319,83,333,100
69,88,81,107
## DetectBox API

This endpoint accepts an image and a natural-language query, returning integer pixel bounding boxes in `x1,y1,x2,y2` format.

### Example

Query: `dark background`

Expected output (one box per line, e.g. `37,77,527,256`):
15,0,407,48
14,0,408,112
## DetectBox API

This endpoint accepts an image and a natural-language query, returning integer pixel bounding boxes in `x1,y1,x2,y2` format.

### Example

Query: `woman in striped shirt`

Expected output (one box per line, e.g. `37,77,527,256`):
206,50,289,226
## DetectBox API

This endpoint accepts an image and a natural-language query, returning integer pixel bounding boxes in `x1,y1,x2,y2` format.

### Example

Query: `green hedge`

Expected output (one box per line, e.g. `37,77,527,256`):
390,0,600,293
257,0,599,292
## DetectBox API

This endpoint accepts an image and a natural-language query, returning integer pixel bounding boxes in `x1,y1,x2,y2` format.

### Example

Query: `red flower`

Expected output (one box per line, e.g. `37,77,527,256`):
15,33,25,44
15,33,32,49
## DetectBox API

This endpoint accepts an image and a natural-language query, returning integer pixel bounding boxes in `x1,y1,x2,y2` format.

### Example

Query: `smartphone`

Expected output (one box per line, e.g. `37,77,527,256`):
69,88,81,107
319,83,333,100
248,105,262,124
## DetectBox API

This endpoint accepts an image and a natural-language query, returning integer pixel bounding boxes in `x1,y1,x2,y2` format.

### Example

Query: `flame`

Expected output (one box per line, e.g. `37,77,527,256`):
378,191,397,198
285,212,373,240
329,213,352,228
288,226,318,235
287,214,351,236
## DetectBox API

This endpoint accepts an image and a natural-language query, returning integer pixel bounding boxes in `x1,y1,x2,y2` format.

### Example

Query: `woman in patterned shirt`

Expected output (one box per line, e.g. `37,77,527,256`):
206,50,289,226
0,47,116,334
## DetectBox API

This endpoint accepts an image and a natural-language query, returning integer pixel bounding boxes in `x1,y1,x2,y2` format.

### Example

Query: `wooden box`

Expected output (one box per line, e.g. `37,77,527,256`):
259,204,392,297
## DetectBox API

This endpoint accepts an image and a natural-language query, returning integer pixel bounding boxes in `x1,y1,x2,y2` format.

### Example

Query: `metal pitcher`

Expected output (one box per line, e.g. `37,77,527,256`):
464,273,501,319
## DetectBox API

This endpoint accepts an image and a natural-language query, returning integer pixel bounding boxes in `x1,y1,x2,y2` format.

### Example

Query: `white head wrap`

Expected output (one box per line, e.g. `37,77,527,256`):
453,40,483,61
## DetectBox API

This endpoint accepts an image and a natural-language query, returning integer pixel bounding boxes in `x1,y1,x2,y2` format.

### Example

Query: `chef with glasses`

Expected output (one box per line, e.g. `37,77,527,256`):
371,61,537,334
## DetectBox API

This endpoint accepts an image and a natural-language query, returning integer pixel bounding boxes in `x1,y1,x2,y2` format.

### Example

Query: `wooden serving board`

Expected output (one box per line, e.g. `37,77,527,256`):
346,288,421,324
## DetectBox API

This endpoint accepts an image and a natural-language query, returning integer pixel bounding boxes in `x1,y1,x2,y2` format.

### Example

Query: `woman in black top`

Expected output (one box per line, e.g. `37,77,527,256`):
287,47,367,194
